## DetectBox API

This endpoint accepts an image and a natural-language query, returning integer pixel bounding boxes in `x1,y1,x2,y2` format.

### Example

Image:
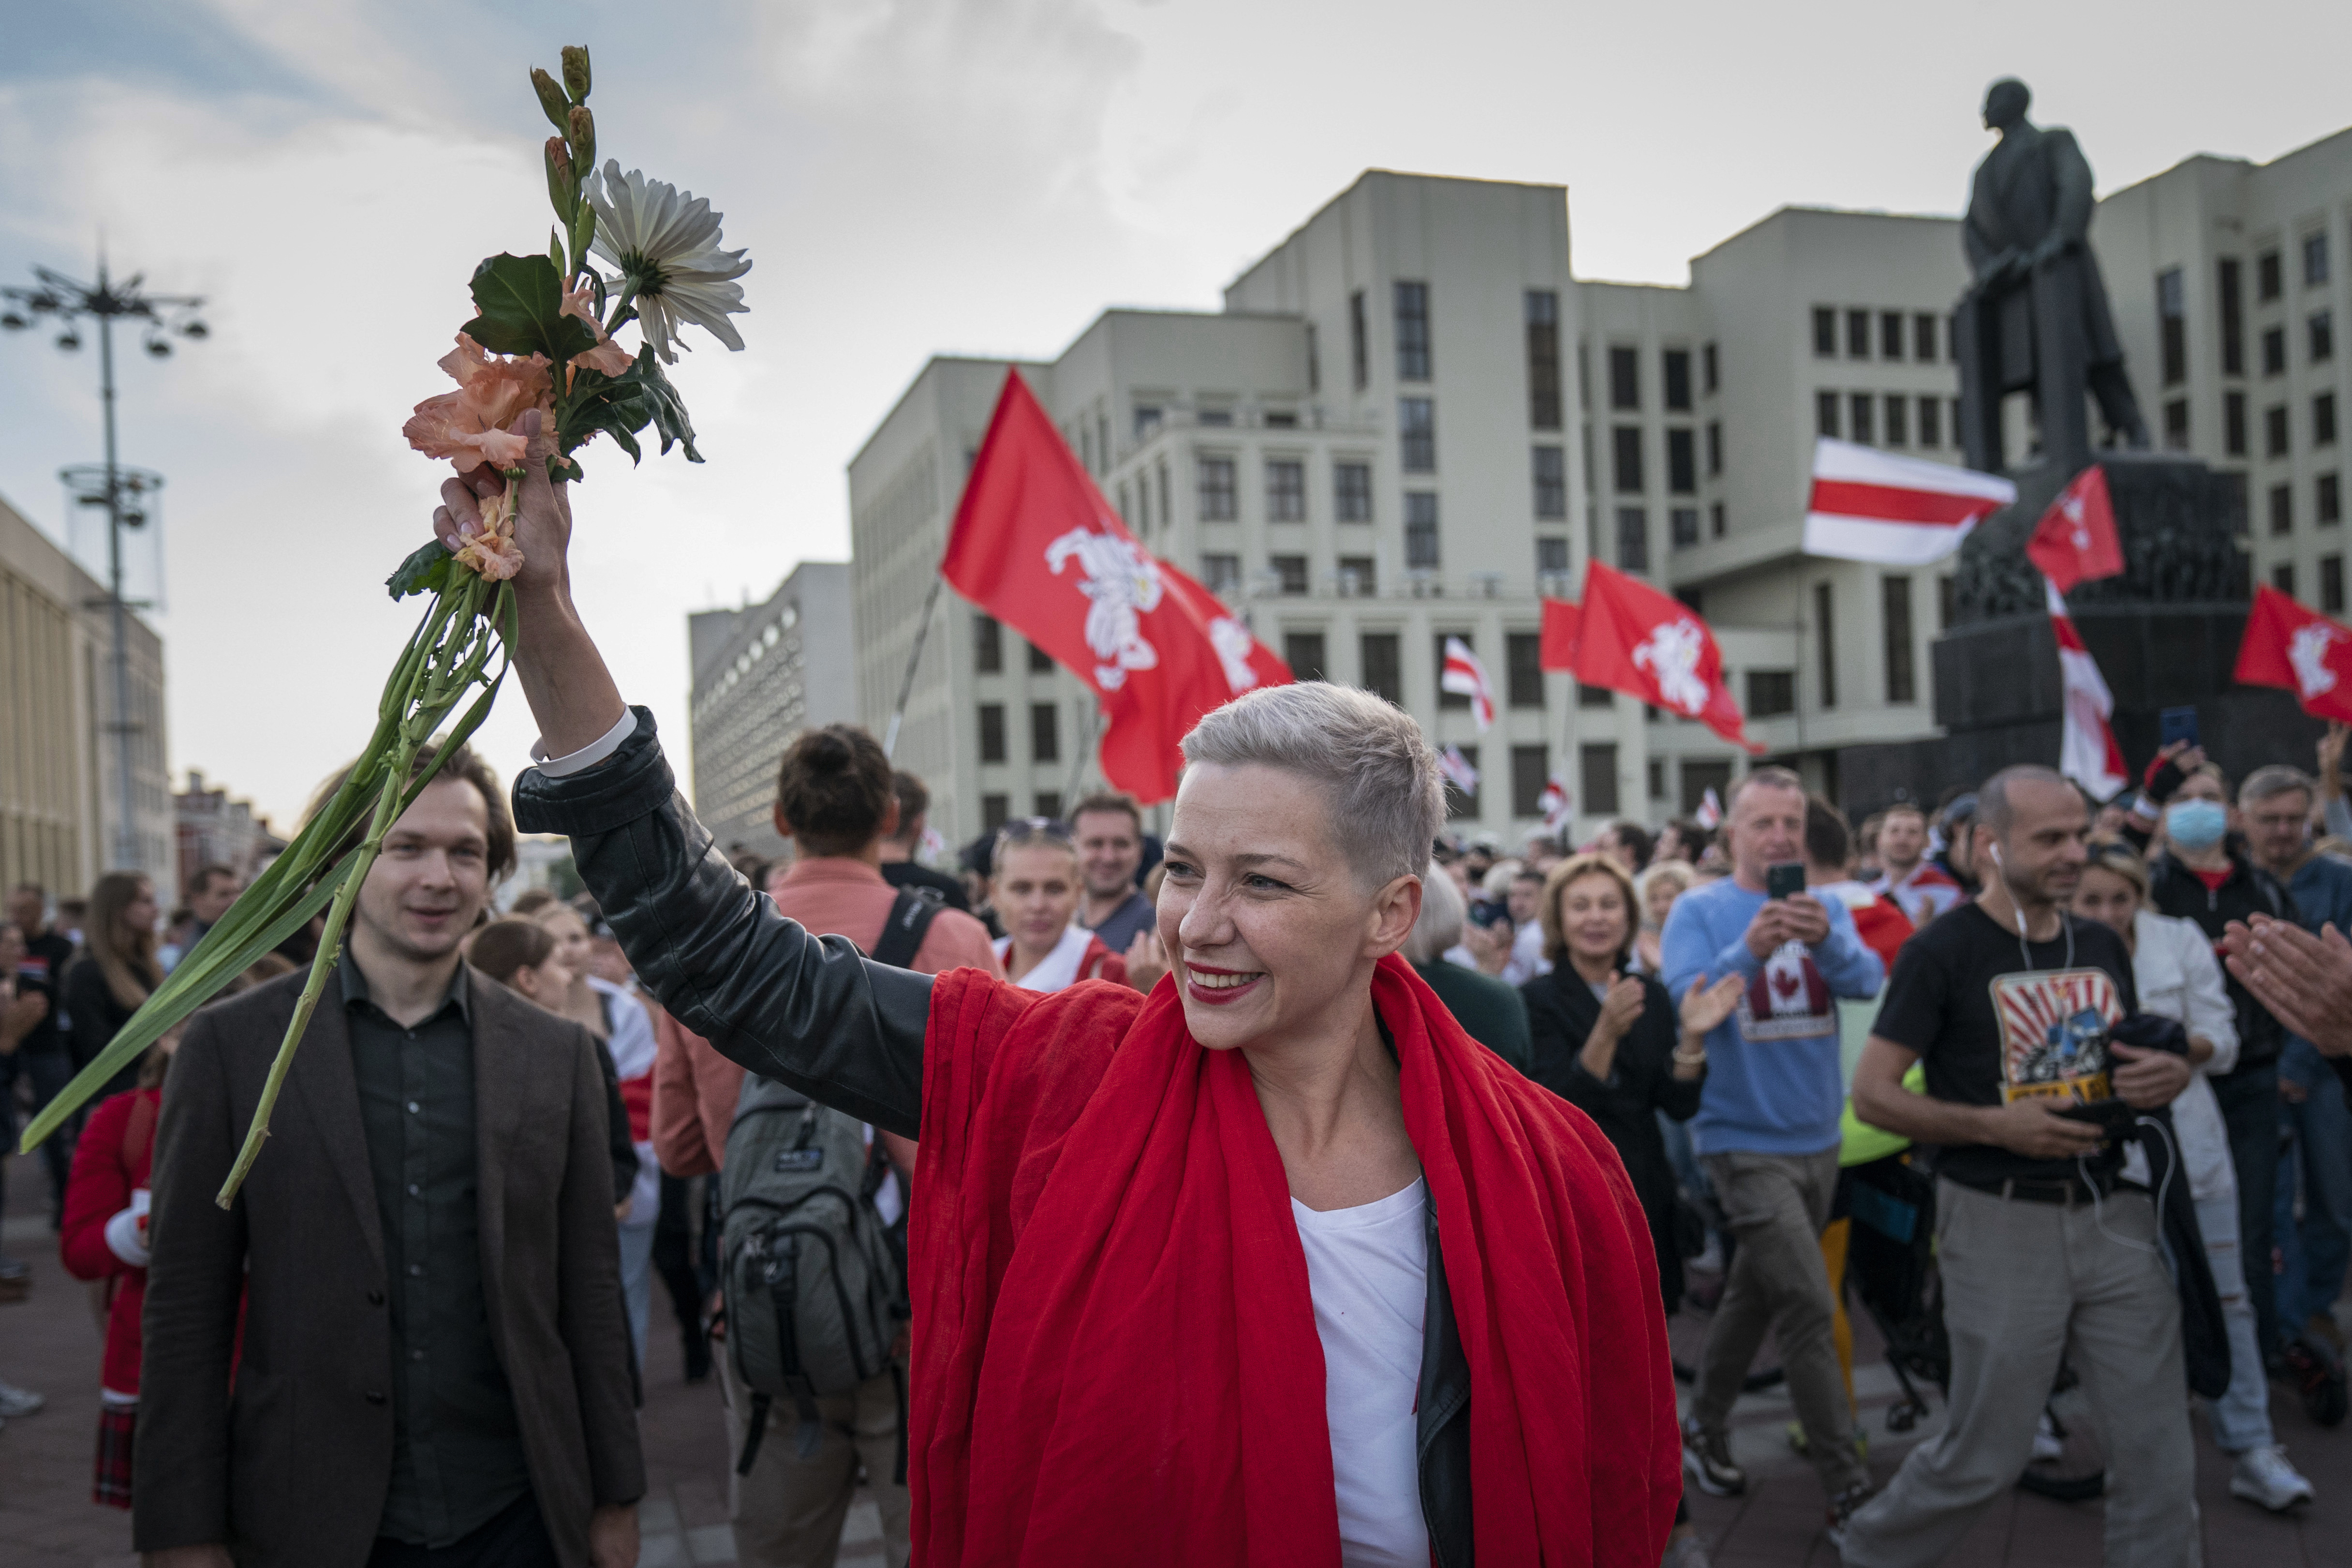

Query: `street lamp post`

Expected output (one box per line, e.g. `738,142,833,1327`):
3,256,207,874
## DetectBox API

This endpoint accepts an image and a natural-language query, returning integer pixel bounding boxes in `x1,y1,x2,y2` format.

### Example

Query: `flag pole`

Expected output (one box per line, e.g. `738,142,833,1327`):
883,576,946,760
1060,697,1100,808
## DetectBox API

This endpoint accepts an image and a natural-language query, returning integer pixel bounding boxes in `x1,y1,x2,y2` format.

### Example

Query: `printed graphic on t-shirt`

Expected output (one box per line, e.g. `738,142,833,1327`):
1736,941,1837,1040
1988,967,2122,1104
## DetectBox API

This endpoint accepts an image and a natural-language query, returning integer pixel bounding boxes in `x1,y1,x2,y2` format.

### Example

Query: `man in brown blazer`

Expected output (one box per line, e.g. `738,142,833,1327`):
136,745,644,1568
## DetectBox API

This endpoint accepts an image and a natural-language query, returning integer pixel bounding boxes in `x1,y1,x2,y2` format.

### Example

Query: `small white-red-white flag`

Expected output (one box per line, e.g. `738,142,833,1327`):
2047,578,2127,799
1805,438,2017,565
1695,788,1724,829
1538,775,1573,832
1439,745,1481,796
1440,636,1496,731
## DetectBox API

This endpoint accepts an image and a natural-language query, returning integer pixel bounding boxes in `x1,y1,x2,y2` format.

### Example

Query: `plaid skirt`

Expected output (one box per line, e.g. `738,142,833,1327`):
94,1402,135,1509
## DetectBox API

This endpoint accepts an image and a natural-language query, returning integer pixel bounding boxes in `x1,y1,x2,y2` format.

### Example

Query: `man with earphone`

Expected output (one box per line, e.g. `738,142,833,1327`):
1839,766,2196,1568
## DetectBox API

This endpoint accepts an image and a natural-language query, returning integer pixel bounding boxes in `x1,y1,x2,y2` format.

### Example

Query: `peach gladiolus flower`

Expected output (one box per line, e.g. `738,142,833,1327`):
404,334,554,474
448,486,526,582
560,278,636,380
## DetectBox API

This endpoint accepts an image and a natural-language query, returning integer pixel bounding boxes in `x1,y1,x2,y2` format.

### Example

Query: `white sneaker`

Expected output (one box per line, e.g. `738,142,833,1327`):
2030,1411,2064,1463
2229,1445,2314,1511
0,1380,42,1419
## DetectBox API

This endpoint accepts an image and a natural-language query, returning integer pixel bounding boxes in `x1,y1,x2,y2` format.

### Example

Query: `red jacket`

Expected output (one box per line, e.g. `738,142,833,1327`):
60,1087,160,1396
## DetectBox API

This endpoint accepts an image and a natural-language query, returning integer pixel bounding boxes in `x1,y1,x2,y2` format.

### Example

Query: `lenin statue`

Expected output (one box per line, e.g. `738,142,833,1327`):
1955,79,2150,476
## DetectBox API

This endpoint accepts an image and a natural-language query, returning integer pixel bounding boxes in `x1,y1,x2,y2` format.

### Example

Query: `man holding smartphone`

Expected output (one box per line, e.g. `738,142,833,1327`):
1661,768,1886,1532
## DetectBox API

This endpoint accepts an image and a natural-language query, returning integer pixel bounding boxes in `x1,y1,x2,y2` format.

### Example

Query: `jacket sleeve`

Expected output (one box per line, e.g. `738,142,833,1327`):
132,1011,248,1552
557,1028,647,1509
59,1092,136,1282
2175,923,2242,1076
1811,900,1886,1001
512,708,932,1139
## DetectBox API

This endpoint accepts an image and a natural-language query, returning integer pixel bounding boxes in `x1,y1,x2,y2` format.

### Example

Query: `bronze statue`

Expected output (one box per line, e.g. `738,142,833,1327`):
1955,79,2149,475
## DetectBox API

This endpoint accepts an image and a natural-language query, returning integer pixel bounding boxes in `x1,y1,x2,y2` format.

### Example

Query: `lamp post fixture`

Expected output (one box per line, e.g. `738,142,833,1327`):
2,257,207,874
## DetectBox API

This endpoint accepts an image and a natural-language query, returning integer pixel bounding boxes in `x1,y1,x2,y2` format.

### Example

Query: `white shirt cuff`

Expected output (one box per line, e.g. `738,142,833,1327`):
530,710,637,779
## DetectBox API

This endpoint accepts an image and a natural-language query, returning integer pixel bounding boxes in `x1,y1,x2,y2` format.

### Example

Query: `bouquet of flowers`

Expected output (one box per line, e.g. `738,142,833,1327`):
17,44,749,1204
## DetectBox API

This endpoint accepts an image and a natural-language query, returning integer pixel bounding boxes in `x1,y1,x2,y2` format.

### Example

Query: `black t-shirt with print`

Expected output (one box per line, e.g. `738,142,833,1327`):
1870,902,2139,1190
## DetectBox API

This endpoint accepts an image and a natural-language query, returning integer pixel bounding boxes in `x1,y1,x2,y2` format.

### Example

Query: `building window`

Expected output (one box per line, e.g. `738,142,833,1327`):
2307,231,2332,288
1360,633,1402,704
1266,459,1306,521
2276,562,2298,596
2268,404,2291,459
1536,537,1569,575
1033,790,1062,820
1197,406,1233,428
2258,250,2283,302
1272,554,1309,595
1339,554,1378,596
1883,574,1916,704
1395,281,1431,380
2314,311,2336,364
1884,395,1909,447
1198,456,1237,518
1532,445,1567,518
1580,743,1620,816
1405,493,1441,568
973,613,1003,673
1334,461,1373,521
2322,473,2343,526
2263,326,2287,377
1202,553,1242,596
1671,507,1701,547
1263,409,1298,429
1609,345,1640,410
1849,392,1875,445
1305,323,1320,393
1078,422,1092,472
1027,638,1055,674
1846,309,1870,358
1664,349,1692,412
1612,426,1644,492
2219,258,2245,376
1400,398,1437,472
1030,703,1060,763
1666,429,1697,494
1814,581,1838,709
1643,757,1664,800
1747,668,1795,717
2226,391,2248,457
1157,462,1170,524
1098,414,1110,468
1812,307,1837,358
1703,341,1720,394
1706,420,1723,475
1284,631,1326,681
2326,555,2347,615
1816,391,1840,439
2317,392,2339,447
2271,485,2293,536
2164,399,2190,451
1880,311,1905,360
1616,507,1649,573
1710,502,1726,538
1577,680,1613,710
980,793,1010,833
1506,632,1544,709
1919,396,1942,448
1349,290,1369,390
1510,745,1549,819
1444,743,1479,819
2156,266,2187,386
1526,291,1562,430
978,703,1007,763
1134,404,1163,441
1914,312,1939,363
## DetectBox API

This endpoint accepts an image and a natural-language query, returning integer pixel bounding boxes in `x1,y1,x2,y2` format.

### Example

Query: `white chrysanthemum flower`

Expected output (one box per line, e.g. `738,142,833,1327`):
587,160,751,363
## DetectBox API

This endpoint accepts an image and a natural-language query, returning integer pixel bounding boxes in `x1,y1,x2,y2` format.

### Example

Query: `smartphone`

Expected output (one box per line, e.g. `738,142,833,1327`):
1765,862,1805,901
2159,706,2199,749
1466,898,1509,929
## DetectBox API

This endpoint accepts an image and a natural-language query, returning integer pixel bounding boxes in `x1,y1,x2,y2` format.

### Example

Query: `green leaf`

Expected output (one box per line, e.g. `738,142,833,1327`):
386,539,454,600
458,252,599,364
629,347,704,462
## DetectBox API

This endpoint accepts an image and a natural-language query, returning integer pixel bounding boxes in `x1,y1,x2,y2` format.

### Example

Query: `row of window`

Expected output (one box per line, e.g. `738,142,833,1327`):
1811,307,1951,364
2170,236,2340,386
2264,473,2345,535
2270,554,2348,615
1816,392,1960,450
1600,344,1718,414
1608,425,1713,494
1193,456,1376,522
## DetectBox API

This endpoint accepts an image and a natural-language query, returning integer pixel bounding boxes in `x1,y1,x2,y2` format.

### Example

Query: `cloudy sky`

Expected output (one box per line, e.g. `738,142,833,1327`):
3,0,2347,827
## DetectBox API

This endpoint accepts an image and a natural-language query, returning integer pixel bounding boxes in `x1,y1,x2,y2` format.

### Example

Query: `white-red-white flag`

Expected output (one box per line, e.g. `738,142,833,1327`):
1695,788,1723,829
1439,745,1481,796
1805,438,2017,565
2047,578,2128,799
1440,636,1496,731
2027,466,2125,593
1537,775,1573,832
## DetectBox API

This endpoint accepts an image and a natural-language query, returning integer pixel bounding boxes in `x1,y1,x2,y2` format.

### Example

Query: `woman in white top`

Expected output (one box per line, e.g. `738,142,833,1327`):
988,819,1128,992
2072,845,2316,1510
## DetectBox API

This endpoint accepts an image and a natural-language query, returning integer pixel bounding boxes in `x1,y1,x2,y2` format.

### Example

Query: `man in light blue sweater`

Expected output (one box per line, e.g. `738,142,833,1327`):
1661,767,1884,1523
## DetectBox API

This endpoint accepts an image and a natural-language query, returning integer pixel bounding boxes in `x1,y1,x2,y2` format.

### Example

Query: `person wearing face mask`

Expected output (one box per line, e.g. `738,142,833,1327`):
2123,744,2300,1359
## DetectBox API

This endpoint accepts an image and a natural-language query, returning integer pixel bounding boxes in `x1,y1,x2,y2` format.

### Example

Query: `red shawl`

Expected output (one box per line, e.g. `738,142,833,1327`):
909,953,1679,1566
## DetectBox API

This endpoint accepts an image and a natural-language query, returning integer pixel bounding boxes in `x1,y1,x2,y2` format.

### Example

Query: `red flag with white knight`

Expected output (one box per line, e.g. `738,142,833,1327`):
1571,562,1760,752
1538,597,1583,670
2234,585,2352,725
941,371,1291,802
2027,465,2125,593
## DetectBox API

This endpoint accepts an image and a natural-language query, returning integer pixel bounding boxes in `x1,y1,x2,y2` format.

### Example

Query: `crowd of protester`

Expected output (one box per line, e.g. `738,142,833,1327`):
5,705,2352,1568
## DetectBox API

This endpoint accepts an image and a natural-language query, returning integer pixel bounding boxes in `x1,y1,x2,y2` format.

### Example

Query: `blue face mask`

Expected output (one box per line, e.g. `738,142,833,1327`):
2165,799,2229,852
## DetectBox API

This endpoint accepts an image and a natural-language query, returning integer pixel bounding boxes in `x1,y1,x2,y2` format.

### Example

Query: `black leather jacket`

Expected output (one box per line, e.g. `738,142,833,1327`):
514,710,1474,1564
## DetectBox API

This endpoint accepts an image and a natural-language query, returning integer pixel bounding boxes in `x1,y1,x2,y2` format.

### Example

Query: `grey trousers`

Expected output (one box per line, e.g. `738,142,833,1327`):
1838,1179,2198,1568
720,1352,911,1568
1691,1148,1869,1495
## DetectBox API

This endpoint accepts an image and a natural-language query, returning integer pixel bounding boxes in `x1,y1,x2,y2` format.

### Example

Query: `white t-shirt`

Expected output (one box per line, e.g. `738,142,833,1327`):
1292,1178,1431,1568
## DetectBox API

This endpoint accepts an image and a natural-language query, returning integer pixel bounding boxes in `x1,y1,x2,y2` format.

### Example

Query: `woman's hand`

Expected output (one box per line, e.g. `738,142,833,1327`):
1593,975,1645,1043
1678,971,1744,1037
1124,929,1170,995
